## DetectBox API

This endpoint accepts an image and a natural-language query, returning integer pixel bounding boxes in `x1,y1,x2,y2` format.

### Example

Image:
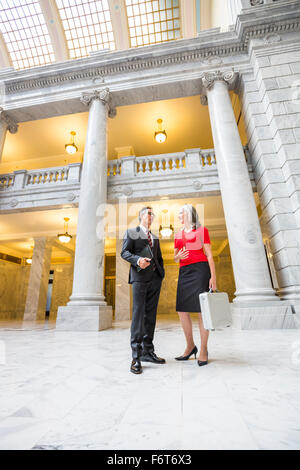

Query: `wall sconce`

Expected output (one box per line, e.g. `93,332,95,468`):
57,217,72,243
65,131,78,154
154,119,167,143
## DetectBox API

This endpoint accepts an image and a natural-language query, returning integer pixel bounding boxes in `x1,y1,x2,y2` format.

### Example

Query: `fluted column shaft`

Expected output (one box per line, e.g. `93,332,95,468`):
202,71,278,303
68,88,114,306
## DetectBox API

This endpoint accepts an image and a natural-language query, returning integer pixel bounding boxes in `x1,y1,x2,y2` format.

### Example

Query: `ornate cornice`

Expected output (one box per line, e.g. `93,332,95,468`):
2,8,300,95
0,107,18,133
80,88,116,118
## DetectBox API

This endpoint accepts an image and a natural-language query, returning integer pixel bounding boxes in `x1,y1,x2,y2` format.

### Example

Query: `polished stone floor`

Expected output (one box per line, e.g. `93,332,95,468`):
0,315,300,450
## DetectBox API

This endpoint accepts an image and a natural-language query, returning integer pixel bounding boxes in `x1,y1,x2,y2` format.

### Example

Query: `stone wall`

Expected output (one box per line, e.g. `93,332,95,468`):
0,260,30,320
157,264,179,315
214,255,236,303
49,263,74,320
239,40,300,309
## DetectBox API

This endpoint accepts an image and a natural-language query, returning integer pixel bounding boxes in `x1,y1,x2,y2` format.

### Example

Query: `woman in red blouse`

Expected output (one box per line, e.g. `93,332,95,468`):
174,204,216,366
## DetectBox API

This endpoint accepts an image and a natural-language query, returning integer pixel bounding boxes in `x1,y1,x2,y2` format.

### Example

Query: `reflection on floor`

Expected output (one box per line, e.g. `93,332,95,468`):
0,315,300,450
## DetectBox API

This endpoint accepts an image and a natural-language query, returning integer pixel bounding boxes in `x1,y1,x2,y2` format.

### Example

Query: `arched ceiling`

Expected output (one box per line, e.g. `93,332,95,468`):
0,0,232,71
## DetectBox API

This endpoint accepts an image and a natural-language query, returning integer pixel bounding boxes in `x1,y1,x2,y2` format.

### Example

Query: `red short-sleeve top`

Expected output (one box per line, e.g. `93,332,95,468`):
174,226,210,267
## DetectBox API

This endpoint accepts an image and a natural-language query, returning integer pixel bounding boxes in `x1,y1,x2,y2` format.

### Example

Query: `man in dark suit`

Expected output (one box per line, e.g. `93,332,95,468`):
121,206,166,374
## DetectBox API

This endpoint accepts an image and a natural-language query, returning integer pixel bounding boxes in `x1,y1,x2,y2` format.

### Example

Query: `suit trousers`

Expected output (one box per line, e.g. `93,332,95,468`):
131,269,162,359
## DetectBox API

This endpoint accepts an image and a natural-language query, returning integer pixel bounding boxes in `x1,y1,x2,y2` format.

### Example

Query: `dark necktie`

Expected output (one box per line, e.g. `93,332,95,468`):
146,230,153,249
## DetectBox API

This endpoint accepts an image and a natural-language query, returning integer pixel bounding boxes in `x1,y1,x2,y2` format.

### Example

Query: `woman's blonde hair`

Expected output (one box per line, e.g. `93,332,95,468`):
180,204,200,229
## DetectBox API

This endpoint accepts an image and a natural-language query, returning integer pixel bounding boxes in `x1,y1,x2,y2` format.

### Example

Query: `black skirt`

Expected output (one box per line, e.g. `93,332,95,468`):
176,262,211,313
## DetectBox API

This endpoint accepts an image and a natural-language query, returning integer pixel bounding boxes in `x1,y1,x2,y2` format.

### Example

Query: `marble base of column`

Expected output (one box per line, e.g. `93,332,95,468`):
292,305,300,329
232,288,281,304
231,302,296,329
67,293,107,306
277,286,300,301
56,305,112,331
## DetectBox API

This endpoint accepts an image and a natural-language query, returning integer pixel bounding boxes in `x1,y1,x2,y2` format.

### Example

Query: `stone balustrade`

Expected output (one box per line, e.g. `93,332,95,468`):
0,174,14,189
0,147,253,211
0,163,82,192
26,167,68,185
106,146,248,178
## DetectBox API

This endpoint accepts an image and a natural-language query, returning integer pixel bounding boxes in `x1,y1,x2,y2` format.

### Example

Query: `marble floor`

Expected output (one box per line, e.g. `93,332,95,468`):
0,315,300,450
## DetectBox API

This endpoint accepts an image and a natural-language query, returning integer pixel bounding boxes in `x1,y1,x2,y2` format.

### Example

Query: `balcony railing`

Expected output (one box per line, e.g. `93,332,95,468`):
0,163,82,192
106,147,232,179
0,147,253,210
0,147,251,191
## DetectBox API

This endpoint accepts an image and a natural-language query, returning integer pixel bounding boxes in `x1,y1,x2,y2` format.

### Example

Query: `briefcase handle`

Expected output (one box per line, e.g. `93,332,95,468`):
208,288,219,293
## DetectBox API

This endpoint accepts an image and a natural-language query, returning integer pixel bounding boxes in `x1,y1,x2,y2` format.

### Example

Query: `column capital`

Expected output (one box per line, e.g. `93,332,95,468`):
80,87,117,118
201,70,239,92
0,108,18,134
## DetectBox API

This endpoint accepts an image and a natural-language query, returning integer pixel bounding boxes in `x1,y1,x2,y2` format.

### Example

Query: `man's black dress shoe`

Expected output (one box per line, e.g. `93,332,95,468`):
130,359,143,374
140,352,166,364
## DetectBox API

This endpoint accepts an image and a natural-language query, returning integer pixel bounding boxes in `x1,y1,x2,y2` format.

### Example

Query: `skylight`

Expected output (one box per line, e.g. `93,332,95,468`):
0,0,55,70
125,0,181,48
56,0,115,59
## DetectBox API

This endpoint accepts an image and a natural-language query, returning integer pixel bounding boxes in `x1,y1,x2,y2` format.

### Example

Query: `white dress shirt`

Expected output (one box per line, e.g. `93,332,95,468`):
139,224,153,244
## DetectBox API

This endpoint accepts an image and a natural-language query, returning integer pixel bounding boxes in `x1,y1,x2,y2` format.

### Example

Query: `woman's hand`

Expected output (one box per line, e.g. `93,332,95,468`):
209,277,217,291
175,248,189,261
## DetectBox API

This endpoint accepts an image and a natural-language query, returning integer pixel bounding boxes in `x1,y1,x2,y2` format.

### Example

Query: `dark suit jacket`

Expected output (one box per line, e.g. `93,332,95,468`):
121,226,165,284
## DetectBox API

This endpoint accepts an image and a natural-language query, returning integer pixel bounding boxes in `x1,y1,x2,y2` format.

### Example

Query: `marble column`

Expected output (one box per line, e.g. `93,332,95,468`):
23,237,52,321
0,108,18,161
202,71,295,329
56,88,116,331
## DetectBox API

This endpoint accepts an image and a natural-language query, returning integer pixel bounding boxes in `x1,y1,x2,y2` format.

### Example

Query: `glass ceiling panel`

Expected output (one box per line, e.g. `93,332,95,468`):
0,0,55,70
125,0,181,48
56,0,115,59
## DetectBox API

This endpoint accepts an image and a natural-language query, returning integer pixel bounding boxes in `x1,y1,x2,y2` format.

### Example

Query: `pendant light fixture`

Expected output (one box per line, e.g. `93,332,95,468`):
159,208,173,237
159,224,174,238
65,131,78,154
25,244,34,264
57,217,72,244
154,119,167,144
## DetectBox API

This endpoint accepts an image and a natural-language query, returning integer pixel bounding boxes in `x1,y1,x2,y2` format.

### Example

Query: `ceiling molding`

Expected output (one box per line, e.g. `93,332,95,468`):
4,4,300,96
108,0,130,50
52,239,75,256
38,0,69,62
180,0,197,39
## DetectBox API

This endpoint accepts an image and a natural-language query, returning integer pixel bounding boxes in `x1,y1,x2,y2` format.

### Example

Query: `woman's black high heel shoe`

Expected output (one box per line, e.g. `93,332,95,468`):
197,351,208,367
175,345,198,361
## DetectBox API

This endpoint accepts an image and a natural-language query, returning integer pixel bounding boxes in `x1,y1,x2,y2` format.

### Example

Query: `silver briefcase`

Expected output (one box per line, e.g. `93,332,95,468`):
199,289,231,331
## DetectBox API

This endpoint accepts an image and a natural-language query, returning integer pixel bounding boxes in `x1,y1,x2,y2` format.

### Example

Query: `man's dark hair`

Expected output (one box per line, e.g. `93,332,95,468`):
139,206,153,222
